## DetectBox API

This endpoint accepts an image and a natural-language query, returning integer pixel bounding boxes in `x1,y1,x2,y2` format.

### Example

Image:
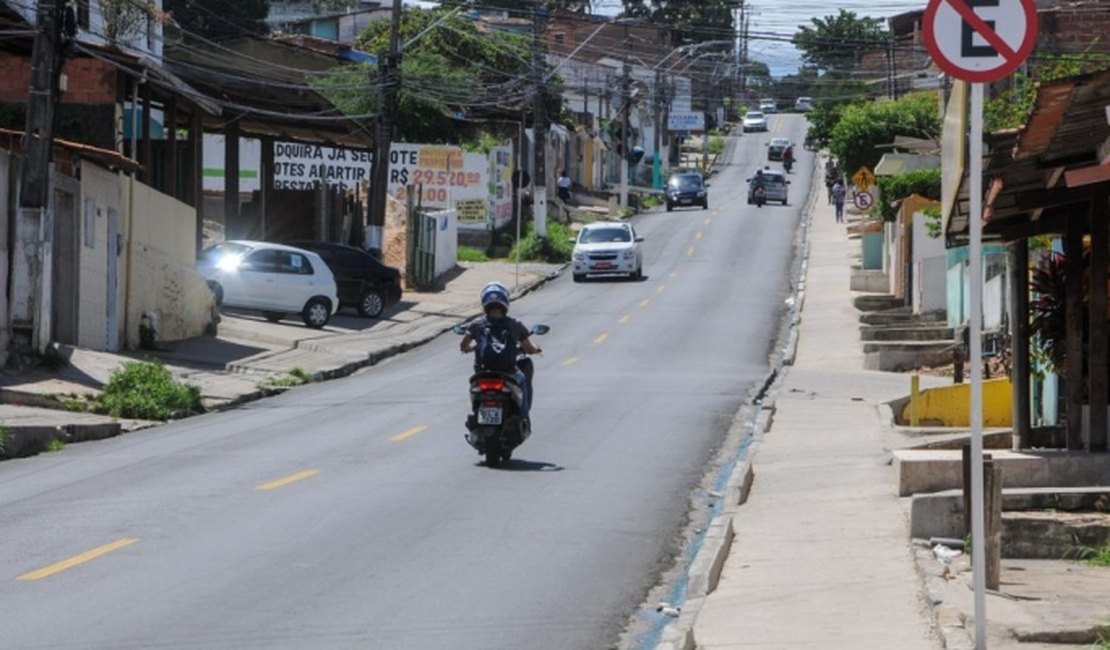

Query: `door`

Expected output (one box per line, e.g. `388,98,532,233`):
51,189,79,345
231,248,280,309
106,208,120,351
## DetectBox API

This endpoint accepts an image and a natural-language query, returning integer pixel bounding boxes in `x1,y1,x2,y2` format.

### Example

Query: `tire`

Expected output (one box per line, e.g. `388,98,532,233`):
484,437,502,468
782,199,789,206
301,297,331,329
666,202,673,212
358,289,385,318
634,265,643,281
702,201,708,210
262,311,284,323
573,274,585,283
208,281,223,306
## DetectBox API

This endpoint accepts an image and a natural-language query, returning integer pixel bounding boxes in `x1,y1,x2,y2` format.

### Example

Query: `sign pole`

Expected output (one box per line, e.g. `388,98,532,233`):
969,80,987,649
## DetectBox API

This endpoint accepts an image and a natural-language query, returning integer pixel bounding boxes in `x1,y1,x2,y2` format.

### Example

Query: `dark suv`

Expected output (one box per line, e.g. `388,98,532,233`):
287,241,402,318
665,170,709,211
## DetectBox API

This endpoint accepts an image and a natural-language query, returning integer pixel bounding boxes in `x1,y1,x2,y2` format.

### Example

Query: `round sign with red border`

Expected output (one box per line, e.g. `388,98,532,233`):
854,191,874,211
923,0,1037,83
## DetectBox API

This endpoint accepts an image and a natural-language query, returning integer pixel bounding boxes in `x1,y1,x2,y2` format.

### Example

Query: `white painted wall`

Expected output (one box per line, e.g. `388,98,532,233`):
912,210,947,313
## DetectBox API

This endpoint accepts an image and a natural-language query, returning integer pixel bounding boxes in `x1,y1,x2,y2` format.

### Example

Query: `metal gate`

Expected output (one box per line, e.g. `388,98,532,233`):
406,188,437,291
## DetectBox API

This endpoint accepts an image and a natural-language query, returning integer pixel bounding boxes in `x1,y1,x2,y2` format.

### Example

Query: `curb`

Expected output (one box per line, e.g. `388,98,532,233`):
0,421,123,460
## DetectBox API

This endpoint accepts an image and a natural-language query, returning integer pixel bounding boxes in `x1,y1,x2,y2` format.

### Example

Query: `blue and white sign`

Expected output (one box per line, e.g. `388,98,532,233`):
668,112,705,132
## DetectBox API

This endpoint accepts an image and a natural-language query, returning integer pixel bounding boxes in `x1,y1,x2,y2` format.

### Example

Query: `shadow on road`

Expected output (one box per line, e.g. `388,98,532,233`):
479,459,565,472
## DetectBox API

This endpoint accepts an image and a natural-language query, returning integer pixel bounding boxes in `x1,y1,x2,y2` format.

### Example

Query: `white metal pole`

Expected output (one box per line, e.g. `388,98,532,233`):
969,81,988,649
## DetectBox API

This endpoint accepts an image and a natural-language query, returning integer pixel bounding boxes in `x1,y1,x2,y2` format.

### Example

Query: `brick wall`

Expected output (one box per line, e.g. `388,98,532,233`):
1038,5,1110,56
0,53,117,105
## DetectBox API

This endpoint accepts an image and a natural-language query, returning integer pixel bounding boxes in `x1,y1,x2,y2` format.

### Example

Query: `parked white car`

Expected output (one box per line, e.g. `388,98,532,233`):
794,96,814,112
198,241,340,328
571,222,644,282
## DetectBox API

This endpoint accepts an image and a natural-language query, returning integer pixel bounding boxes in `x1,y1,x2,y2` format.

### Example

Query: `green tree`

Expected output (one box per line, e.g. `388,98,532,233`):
621,1,736,46
828,93,940,177
316,7,542,143
793,10,887,75
165,0,270,40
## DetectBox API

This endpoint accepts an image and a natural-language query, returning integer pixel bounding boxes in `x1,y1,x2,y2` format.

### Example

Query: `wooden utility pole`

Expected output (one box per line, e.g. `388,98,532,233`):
14,0,69,351
368,0,402,254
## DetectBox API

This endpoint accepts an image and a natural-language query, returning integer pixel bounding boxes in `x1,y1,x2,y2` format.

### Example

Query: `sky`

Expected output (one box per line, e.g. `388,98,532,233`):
408,0,929,77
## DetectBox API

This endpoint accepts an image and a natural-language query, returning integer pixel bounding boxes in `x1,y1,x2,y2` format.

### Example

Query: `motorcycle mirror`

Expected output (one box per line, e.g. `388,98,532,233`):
452,324,467,335
531,324,550,336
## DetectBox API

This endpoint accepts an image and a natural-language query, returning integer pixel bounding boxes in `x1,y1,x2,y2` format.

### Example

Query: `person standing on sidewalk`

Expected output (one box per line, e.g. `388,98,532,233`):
832,180,846,222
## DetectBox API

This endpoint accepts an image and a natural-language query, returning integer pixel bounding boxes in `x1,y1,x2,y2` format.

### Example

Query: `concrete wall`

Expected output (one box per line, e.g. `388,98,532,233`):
77,163,123,351
433,209,458,278
124,178,214,348
912,210,946,314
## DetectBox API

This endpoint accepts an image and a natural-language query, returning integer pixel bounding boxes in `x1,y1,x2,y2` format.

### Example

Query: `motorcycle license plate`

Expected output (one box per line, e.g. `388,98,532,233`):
477,406,503,425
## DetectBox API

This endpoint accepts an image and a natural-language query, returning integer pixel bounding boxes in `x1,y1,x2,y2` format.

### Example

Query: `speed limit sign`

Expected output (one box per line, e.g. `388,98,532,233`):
854,191,874,210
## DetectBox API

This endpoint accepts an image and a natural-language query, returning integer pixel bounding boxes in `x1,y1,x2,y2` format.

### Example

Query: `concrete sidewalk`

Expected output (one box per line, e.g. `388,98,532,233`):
0,261,559,457
689,174,941,648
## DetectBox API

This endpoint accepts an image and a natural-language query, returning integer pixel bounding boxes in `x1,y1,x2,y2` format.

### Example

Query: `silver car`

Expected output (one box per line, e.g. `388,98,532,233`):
746,169,791,206
571,222,645,282
742,111,768,133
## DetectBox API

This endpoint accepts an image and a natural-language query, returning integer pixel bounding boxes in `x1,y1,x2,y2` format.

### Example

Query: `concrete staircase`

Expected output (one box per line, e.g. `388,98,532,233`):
854,296,956,371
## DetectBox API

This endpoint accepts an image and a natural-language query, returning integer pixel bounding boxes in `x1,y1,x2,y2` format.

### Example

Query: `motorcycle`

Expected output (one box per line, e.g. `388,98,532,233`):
453,323,550,467
753,185,767,208
783,157,794,174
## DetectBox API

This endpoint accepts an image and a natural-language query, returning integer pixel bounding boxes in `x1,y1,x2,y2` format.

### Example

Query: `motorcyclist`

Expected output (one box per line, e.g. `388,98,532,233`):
459,282,542,429
750,168,767,203
782,144,795,172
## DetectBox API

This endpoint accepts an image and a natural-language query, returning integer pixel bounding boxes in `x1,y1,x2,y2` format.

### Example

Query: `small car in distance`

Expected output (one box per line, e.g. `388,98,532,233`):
571,222,644,282
741,111,768,133
766,137,792,162
665,170,709,211
794,96,813,112
746,169,791,206
759,99,778,114
198,241,339,328
287,241,402,318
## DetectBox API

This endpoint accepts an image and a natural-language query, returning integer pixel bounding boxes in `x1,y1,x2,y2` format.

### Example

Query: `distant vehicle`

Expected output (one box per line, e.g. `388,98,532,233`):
665,170,709,211
794,96,814,112
766,137,792,162
742,111,768,133
759,98,778,113
571,221,644,282
198,241,339,328
287,241,403,318
746,169,791,206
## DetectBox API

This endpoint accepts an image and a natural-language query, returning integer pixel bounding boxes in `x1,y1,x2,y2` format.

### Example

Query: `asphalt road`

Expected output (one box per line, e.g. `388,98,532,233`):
0,114,813,650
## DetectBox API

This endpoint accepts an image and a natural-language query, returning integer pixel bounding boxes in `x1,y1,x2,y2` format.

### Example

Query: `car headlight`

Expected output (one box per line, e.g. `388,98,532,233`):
697,190,706,197
622,250,637,259
573,251,584,261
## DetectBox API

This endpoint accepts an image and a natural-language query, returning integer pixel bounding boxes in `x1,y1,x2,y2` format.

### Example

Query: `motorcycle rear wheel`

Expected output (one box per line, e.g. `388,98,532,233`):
484,438,503,468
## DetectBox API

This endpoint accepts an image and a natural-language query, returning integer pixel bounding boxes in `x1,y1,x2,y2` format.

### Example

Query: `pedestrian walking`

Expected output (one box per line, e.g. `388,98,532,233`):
832,179,846,222
824,158,838,204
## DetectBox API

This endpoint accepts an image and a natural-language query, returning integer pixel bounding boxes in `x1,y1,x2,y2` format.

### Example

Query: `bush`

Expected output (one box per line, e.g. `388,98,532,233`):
458,246,490,262
829,93,941,177
98,361,202,421
875,169,942,222
708,137,726,155
508,220,575,263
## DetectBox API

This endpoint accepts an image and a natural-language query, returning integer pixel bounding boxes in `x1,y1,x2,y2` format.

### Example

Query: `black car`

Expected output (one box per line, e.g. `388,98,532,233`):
287,241,402,318
665,170,709,211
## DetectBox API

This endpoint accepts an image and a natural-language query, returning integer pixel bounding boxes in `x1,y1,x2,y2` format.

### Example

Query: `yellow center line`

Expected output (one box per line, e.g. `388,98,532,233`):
704,217,712,225
618,315,631,324
640,299,651,308
686,246,695,256
670,271,678,278
562,356,579,367
594,332,609,344
18,538,138,581
389,426,428,443
256,469,319,490
656,284,667,294
696,231,703,240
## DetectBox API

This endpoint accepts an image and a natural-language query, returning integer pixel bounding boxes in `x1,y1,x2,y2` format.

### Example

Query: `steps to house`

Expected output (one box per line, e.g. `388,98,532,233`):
860,325,955,342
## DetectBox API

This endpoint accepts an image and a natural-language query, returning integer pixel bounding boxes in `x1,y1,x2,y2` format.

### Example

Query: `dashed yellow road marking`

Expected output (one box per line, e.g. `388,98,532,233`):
18,538,138,581
704,218,712,225
594,332,609,344
256,469,319,489
562,357,580,367
389,426,428,443
670,271,678,278
686,246,695,256
656,284,667,294
696,231,703,241
618,315,631,324
640,299,651,308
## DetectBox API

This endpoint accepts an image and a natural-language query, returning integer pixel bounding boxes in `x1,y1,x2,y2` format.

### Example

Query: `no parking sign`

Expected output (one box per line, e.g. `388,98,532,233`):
923,0,1038,83
853,191,874,211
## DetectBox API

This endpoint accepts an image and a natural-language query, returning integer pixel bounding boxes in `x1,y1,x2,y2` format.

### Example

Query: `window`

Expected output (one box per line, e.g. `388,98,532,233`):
243,249,281,273
337,250,368,268
76,0,90,30
582,227,631,244
553,32,565,45
278,252,314,275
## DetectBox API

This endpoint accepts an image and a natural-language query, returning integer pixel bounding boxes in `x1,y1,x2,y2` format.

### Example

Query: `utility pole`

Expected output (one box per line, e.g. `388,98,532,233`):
368,0,402,255
653,29,668,190
14,0,69,352
620,21,630,209
531,2,548,238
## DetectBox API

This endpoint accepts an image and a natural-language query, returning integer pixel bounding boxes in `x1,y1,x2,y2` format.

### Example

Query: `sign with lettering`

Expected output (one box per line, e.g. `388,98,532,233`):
668,111,705,132
488,144,514,229
386,144,487,209
273,142,371,190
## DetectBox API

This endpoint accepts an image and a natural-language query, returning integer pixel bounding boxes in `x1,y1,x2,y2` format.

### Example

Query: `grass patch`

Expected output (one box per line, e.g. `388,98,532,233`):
1072,543,1110,568
96,361,202,421
641,195,662,210
708,137,726,156
260,368,315,392
46,438,65,452
508,220,575,263
62,397,90,413
458,246,490,262
0,425,11,456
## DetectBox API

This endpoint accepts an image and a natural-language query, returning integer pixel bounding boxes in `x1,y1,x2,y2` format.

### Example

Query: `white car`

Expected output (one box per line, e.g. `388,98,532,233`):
571,222,644,282
742,111,768,133
794,96,813,112
198,240,340,328
759,99,777,114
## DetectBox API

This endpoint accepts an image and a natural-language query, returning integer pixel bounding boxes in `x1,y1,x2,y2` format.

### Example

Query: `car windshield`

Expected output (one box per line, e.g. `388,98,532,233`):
581,227,632,244
771,139,790,147
744,112,764,120
669,174,702,189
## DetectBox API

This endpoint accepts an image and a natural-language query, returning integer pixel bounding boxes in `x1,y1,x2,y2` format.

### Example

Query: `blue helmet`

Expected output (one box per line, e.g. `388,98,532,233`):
480,282,510,314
